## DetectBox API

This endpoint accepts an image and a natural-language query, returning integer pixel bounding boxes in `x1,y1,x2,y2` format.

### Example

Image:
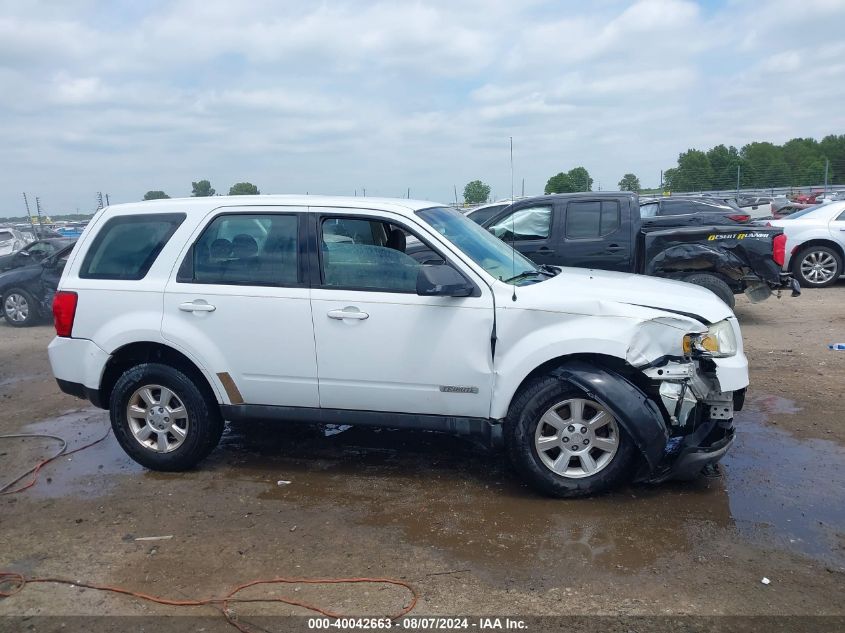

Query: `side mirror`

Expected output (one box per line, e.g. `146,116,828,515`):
18,250,31,258
416,264,474,297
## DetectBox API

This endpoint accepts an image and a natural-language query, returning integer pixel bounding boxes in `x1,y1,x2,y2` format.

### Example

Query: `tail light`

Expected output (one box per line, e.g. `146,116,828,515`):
728,214,751,223
53,291,78,337
772,234,786,267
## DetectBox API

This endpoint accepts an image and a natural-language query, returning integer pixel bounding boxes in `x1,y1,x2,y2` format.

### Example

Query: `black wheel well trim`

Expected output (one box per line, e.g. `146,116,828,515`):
98,341,220,410
514,356,668,470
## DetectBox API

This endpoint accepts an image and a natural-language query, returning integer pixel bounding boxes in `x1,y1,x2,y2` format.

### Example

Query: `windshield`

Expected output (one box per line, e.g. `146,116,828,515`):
416,206,540,283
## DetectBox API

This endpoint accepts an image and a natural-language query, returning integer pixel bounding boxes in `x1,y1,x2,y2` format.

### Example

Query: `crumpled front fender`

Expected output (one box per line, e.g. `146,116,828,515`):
551,361,668,470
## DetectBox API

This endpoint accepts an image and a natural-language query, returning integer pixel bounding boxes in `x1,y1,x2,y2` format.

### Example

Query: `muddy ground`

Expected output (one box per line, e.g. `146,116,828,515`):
0,285,844,630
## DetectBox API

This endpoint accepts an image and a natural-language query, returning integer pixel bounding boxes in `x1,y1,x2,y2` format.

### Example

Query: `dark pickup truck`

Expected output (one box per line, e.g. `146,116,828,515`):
415,192,797,308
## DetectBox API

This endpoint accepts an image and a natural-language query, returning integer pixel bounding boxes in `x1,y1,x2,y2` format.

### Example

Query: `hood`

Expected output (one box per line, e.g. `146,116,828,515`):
513,267,734,324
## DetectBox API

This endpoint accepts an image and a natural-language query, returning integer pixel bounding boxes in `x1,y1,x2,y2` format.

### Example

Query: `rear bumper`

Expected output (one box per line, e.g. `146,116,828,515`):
48,336,110,401
55,378,105,408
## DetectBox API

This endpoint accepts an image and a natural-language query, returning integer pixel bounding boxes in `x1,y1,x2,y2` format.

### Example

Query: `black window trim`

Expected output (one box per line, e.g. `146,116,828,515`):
176,211,308,288
564,199,621,240
311,211,480,297
79,212,186,281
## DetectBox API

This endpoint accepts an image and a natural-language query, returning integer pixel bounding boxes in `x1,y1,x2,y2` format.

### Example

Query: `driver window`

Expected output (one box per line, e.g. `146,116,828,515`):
320,217,422,292
488,206,552,241
640,202,659,217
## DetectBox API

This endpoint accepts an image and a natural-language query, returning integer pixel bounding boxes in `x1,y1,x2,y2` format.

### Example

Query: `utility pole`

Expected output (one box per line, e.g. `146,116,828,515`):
35,197,45,232
97,192,104,210
22,193,36,235
521,178,525,198
736,165,741,194
454,184,459,206
824,159,830,194
363,188,366,197
105,193,110,206
659,170,663,192
407,187,410,199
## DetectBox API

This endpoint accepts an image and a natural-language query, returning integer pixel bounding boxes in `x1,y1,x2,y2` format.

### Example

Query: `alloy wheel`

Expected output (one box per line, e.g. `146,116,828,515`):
4,293,29,323
800,250,838,284
533,398,620,478
126,385,190,453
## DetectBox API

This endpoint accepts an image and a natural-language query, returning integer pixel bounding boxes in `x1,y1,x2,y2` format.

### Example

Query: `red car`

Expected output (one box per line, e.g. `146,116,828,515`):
793,191,825,204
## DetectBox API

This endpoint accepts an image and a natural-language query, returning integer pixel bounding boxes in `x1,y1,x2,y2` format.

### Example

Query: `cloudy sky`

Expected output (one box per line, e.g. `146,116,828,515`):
1,0,844,215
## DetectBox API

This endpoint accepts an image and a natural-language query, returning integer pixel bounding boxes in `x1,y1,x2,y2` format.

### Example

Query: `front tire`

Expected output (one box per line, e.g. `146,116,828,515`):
506,375,637,498
109,363,224,471
792,245,842,288
2,289,38,327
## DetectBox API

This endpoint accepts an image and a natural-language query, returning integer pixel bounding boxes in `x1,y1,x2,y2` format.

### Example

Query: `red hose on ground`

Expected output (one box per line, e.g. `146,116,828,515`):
0,571,418,632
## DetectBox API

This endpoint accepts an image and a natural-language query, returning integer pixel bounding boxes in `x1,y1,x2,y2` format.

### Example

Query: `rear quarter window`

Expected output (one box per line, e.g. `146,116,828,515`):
79,213,185,280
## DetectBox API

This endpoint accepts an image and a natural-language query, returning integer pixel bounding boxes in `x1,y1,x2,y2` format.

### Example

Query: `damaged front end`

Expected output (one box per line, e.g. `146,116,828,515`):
621,311,747,482
641,358,743,482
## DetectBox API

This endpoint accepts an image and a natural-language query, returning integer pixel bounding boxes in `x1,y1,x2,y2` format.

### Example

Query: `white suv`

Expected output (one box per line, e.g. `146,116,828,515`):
48,196,748,497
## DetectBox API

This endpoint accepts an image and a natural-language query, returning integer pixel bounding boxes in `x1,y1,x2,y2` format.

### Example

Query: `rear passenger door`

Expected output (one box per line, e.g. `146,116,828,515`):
162,207,319,408
560,199,631,271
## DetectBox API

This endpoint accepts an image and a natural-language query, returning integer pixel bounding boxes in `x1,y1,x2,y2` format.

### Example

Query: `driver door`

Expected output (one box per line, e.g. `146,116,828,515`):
309,209,495,417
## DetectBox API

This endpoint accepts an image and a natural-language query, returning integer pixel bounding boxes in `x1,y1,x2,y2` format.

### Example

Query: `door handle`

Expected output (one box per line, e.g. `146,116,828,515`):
606,244,624,252
537,246,552,251
179,301,216,313
328,307,369,320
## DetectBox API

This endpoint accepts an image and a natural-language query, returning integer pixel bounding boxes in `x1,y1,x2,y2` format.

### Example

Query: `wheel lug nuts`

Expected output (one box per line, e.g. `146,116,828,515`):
570,445,579,451
583,439,590,445
562,436,569,443
567,425,575,432
580,427,587,434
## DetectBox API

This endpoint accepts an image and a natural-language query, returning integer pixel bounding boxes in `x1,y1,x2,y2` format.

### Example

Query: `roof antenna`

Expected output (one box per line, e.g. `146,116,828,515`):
510,136,517,302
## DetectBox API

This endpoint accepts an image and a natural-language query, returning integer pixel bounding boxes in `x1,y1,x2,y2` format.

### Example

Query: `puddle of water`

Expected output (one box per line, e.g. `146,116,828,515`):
7,409,141,499
724,400,845,566
7,394,844,580
211,422,733,581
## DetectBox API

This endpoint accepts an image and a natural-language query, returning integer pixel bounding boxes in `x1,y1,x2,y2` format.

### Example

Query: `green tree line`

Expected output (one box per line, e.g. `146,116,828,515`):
143,180,259,201
664,135,845,192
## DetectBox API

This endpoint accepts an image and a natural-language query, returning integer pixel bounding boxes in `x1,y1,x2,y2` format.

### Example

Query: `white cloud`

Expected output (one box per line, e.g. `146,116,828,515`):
0,0,844,213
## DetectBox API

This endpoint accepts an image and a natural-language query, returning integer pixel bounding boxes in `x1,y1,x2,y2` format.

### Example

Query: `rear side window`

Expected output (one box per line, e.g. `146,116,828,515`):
566,201,620,238
659,200,697,215
80,214,185,280
180,213,300,286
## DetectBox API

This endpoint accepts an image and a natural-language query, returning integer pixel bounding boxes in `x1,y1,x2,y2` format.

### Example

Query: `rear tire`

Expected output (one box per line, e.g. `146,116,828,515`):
2,288,38,327
109,363,224,471
684,273,735,308
792,245,842,288
505,374,637,498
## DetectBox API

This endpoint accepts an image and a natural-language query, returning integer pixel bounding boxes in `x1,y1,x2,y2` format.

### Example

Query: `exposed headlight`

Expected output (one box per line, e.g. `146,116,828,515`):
683,319,737,358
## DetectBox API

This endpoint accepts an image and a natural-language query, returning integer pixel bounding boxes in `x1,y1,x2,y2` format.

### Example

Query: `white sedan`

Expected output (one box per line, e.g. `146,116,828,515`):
768,201,845,287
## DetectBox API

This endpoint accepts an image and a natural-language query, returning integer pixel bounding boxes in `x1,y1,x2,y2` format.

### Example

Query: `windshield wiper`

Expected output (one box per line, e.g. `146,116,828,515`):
539,264,560,276
502,269,548,283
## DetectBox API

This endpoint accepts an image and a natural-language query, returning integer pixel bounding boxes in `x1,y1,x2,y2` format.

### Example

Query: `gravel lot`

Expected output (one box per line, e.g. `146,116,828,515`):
1,285,844,628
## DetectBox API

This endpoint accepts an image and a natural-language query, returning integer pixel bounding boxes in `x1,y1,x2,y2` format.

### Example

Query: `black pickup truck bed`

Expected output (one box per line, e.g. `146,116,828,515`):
456,192,797,307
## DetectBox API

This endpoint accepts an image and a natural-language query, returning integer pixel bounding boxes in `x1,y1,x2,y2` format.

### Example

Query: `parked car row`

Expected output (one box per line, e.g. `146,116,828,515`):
453,192,795,308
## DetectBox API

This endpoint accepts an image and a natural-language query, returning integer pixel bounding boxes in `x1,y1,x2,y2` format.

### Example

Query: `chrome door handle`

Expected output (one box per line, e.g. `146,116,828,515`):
327,308,369,320
179,301,216,313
